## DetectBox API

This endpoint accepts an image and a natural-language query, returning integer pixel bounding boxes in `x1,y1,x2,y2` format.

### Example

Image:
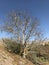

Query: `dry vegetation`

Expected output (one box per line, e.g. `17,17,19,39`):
0,11,49,65
0,39,34,65
0,39,49,65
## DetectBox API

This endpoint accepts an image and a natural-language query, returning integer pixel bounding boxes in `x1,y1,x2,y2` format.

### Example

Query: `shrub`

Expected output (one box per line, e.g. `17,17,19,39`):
3,38,24,56
26,44,49,65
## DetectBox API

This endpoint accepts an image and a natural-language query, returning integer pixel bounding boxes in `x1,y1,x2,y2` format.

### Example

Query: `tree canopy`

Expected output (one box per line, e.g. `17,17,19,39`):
1,11,41,44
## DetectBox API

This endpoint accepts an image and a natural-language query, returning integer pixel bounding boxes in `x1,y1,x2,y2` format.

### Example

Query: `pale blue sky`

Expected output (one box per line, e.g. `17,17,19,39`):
0,0,49,38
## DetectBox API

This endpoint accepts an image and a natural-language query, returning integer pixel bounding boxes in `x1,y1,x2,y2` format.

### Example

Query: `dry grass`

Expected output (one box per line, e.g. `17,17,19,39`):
0,40,34,65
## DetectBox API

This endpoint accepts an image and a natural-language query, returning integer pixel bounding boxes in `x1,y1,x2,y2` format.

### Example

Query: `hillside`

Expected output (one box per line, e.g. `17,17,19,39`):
26,43,49,65
0,40,34,65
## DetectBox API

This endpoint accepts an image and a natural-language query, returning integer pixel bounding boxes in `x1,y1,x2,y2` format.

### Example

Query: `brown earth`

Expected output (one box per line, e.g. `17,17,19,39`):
0,40,34,65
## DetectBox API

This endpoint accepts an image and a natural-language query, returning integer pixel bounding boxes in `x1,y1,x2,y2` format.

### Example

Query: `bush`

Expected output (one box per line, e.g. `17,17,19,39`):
3,38,24,56
26,44,49,65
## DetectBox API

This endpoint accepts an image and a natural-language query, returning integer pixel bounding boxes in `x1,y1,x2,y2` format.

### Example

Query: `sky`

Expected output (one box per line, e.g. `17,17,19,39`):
0,0,49,39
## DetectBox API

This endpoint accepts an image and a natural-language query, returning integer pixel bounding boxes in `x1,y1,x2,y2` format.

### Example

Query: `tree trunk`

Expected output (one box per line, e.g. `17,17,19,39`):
22,33,26,58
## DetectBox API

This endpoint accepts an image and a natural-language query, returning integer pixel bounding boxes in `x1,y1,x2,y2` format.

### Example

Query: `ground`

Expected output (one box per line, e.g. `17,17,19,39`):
0,40,34,65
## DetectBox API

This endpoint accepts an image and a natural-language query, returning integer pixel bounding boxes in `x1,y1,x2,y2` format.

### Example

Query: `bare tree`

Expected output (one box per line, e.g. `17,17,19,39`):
1,11,41,58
